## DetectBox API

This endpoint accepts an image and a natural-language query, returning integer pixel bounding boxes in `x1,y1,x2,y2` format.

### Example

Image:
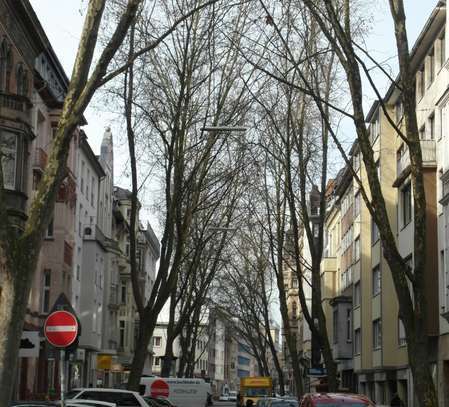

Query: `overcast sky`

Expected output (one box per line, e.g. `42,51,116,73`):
27,0,439,176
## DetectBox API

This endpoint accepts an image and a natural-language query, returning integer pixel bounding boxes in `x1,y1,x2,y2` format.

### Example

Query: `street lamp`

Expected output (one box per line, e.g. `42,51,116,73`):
201,125,248,133
207,227,237,233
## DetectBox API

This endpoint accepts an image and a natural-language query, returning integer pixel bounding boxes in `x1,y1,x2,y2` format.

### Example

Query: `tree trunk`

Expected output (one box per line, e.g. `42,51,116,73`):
127,313,156,391
0,267,30,405
161,335,176,377
266,333,285,396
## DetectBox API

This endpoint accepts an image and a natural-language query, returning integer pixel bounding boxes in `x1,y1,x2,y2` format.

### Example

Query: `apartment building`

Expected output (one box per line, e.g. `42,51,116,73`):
318,4,445,405
74,130,107,387
113,186,158,375
151,322,210,378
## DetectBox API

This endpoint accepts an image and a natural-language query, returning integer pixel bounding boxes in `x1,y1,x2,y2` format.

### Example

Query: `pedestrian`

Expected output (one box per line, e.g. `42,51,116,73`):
390,392,403,407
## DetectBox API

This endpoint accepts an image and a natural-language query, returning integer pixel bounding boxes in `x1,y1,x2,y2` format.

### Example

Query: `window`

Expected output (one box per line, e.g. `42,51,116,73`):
333,309,338,344
395,100,403,123
16,63,28,96
346,309,352,342
0,131,17,190
398,318,407,346
46,218,54,238
32,171,42,190
76,265,80,281
292,278,298,288
419,125,426,140
372,265,381,296
439,110,444,141
354,191,361,217
373,319,382,349
80,161,85,194
121,282,126,303
91,177,95,206
370,112,380,144
354,328,361,355
429,47,435,85
418,65,425,98
401,183,412,227
0,40,8,90
119,320,125,348
430,114,435,140
153,336,162,347
371,221,379,244
354,237,360,262
127,208,131,219
353,151,361,171
291,301,297,319
354,281,361,307
125,235,130,257
313,223,319,238
42,269,51,313
441,31,446,68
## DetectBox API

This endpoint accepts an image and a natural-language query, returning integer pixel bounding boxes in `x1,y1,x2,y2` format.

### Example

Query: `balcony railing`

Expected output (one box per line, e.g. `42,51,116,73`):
33,148,48,172
397,140,436,176
0,92,31,112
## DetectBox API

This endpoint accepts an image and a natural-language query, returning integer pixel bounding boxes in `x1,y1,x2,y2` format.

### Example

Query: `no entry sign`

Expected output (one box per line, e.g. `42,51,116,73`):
44,310,79,348
151,379,169,398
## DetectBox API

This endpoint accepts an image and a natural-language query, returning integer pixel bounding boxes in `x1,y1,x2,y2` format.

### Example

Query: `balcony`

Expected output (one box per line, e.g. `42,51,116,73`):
395,140,436,186
0,92,32,112
33,148,48,172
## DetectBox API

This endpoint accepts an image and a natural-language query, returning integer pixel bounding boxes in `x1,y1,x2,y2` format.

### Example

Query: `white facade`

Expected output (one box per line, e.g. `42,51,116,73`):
151,323,209,377
74,131,107,386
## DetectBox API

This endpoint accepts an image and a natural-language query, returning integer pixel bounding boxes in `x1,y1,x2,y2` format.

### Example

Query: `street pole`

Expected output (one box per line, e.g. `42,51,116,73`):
60,349,66,407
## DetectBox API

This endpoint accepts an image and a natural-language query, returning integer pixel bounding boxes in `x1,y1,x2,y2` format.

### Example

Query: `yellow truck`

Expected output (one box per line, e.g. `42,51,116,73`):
238,376,273,407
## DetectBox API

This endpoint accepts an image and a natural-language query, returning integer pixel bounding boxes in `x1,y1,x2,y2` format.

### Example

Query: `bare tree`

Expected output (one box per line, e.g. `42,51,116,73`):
110,0,258,388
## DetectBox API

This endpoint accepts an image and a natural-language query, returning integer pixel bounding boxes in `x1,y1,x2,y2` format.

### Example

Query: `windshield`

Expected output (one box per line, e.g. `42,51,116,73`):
245,388,270,397
271,402,298,407
65,390,81,399
315,404,367,407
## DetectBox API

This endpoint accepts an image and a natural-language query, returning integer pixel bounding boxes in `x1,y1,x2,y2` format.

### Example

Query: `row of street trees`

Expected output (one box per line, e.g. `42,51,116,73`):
0,0,440,405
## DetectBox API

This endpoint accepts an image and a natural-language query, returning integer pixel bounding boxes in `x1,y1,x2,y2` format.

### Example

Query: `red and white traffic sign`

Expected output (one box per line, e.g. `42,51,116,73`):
44,310,79,348
150,379,169,398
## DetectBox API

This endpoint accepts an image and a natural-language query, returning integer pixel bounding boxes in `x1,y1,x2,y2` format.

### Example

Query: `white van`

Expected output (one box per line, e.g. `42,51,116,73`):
139,377,211,407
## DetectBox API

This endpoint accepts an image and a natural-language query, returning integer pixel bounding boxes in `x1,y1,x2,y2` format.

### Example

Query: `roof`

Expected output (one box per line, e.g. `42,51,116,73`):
79,130,106,178
113,186,133,200
16,0,88,123
370,0,446,112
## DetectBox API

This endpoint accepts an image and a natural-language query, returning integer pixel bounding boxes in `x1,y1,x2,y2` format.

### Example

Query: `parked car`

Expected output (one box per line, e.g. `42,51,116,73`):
66,401,116,407
142,396,176,407
255,398,278,407
228,392,237,402
299,393,374,407
219,394,229,402
10,403,57,407
64,388,148,407
266,399,298,407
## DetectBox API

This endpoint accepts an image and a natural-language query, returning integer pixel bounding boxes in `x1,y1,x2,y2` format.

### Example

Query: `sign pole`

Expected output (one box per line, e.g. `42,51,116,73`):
60,349,66,407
